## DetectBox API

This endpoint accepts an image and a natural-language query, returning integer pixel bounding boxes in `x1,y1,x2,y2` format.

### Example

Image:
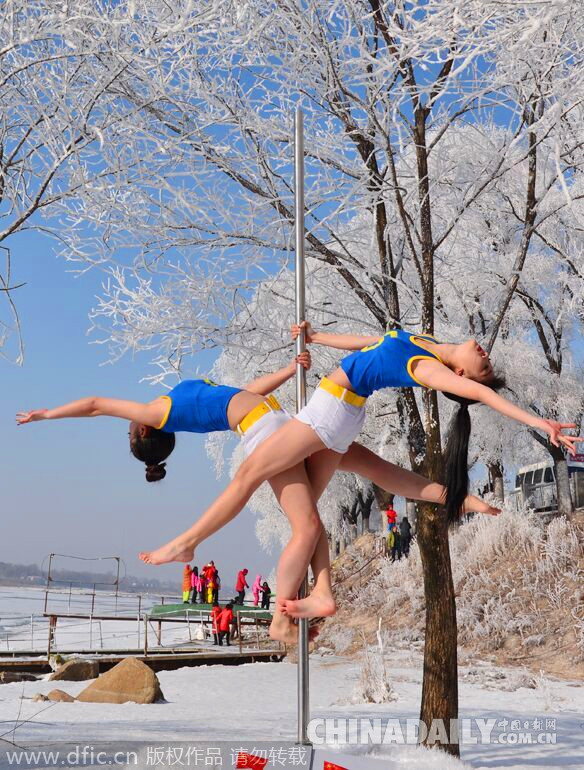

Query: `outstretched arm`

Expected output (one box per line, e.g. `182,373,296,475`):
244,352,311,395
292,321,380,351
16,396,164,427
413,359,583,455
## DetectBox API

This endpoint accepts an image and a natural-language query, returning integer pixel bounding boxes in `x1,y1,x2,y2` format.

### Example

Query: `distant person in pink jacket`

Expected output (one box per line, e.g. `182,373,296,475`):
190,567,201,605
252,574,262,607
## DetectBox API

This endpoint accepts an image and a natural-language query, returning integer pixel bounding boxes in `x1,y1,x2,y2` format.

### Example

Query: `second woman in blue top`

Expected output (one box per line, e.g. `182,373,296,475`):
16,359,308,482
158,379,243,434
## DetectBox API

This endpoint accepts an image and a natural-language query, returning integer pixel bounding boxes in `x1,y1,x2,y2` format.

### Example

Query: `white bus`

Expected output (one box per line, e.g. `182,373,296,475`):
508,455,584,513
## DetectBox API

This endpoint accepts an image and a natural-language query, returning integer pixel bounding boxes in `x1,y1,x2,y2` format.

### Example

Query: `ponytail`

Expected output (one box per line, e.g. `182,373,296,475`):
442,396,473,524
442,375,506,524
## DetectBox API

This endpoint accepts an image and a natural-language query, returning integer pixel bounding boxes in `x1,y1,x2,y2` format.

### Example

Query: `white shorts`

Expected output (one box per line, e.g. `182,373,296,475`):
240,407,292,457
294,387,366,454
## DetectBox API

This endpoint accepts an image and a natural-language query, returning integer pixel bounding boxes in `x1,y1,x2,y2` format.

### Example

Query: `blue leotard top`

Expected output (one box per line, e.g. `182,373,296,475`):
157,379,242,433
339,330,442,397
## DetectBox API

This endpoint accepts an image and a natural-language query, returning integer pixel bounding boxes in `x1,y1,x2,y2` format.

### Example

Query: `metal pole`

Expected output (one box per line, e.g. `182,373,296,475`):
43,554,53,615
294,106,310,746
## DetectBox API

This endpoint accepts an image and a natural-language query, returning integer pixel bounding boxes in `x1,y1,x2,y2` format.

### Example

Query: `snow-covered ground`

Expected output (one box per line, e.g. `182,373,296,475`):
0,649,582,769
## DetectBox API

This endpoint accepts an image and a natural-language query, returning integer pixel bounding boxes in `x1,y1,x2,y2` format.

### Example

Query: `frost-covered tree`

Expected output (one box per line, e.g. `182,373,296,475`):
0,0,223,363
0,1,135,362
437,129,584,516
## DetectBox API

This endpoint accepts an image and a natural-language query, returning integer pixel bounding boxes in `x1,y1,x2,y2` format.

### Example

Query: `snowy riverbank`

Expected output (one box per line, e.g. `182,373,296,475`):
0,649,582,769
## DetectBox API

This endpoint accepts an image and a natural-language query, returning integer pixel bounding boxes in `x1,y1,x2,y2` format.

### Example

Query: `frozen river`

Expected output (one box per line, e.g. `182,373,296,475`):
0,585,199,653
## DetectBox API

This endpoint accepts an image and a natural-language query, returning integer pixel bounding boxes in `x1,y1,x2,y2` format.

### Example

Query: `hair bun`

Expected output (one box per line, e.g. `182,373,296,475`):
146,462,167,483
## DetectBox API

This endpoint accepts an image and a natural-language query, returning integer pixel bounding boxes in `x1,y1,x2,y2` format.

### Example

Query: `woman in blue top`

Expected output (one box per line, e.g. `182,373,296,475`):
137,320,581,623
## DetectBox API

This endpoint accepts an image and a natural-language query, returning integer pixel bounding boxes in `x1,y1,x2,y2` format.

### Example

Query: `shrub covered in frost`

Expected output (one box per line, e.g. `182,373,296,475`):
327,506,584,666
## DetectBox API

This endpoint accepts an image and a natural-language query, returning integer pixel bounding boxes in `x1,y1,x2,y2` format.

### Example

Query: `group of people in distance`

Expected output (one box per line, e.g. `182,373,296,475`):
182,562,221,605
182,564,272,609
384,506,413,561
237,569,272,609
18,321,582,644
211,601,234,646
180,563,272,647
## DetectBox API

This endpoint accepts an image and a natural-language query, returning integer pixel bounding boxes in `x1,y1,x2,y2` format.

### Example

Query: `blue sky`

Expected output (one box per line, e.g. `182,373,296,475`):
1,229,279,590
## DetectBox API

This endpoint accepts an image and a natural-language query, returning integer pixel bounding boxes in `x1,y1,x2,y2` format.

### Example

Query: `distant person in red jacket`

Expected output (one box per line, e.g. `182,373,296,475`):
385,506,397,532
235,569,248,605
218,603,234,646
210,601,222,645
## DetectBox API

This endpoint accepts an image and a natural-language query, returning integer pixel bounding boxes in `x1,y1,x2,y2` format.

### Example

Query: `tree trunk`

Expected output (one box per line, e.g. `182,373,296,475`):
554,456,573,518
328,534,336,563
348,497,360,543
488,461,505,503
415,387,459,754
406,500,417,532
373,487,394,535
359,488,375,534
417,502,459,754
373,486,394,513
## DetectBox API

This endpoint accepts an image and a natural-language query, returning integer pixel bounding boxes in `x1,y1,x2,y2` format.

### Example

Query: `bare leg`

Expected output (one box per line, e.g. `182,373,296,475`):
282,449,343,619
266,464,334,643
339,443,499,515
139,420,325,565
282,441,500,618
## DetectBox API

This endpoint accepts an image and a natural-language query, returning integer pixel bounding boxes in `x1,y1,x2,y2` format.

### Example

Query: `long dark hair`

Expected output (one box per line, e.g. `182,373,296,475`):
130,428,176,482
442,375,506,524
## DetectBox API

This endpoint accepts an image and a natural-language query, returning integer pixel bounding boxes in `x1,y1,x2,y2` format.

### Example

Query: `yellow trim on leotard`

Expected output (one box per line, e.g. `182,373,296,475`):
360,329,397,352
409,334,439,349
407,356,440,387
407,336,443,388
156,395,173,430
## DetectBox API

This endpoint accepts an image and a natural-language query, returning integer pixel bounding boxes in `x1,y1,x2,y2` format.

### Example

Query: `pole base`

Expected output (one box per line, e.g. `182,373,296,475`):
295,743,314,769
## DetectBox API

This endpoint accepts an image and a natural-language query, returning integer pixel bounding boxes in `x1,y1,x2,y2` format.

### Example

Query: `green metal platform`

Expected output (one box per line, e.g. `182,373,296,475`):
148,602,273,621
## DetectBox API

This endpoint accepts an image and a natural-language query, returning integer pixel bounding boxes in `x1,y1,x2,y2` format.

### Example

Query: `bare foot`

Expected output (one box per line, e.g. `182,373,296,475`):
463,495,501,517
269,614,320,644
269,613,297,644
282,591,336,619
139,537,194,566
